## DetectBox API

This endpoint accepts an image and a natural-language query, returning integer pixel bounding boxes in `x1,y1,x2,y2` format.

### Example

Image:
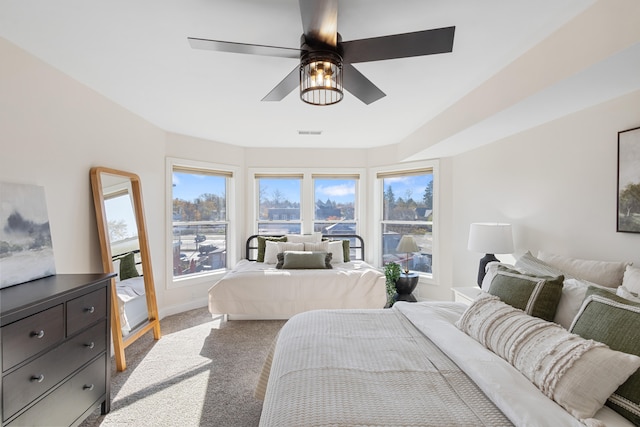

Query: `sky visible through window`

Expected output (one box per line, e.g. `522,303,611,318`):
384,174,433,200
173,172,225,202
314,178,355,204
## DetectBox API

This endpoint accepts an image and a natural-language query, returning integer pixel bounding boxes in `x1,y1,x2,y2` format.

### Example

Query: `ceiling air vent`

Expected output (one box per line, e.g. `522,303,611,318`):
298,130,322,135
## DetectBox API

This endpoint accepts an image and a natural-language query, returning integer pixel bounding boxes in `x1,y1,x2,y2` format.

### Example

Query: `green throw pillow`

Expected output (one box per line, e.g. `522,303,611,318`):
119,252,140,281
488,265,564,322
342,240,350,262
276,251,332,269
570,287,640,425
256,236,287,262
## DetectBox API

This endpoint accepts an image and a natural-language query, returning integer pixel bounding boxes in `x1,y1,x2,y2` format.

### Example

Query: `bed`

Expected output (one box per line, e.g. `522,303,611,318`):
112,251,148,335
256,251,640,427
208,234,387,320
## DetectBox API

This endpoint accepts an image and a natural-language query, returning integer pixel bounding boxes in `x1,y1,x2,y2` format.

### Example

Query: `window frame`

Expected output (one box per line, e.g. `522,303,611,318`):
166,157,239,289
248,168,364,236
370,160,439,284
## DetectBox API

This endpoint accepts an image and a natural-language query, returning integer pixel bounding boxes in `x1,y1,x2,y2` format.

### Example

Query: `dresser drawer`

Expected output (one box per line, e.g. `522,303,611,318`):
6,354,107,427
67,287,107,336
1,304,65,372
2,320,107,421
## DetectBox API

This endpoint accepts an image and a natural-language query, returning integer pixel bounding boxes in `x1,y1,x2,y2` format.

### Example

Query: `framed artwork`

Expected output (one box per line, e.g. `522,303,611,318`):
0,182,56,288
617,126,640,233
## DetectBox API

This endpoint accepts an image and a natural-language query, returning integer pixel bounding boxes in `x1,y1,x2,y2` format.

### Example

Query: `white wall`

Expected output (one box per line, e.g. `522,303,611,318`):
449,89,640,288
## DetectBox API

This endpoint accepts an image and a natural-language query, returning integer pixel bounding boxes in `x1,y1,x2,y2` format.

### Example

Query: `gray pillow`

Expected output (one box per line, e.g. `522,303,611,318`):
276,251,332,269
488,265,564,322
570,287,640,425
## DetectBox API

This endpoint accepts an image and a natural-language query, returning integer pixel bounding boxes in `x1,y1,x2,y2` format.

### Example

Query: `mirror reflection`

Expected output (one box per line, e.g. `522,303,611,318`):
91,167,161,371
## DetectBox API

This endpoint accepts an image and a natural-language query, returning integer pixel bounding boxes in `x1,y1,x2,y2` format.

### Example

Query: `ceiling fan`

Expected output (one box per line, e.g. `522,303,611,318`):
188,0,455,105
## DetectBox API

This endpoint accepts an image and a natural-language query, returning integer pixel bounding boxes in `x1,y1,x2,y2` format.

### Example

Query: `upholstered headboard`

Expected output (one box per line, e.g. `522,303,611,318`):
245,234,365,261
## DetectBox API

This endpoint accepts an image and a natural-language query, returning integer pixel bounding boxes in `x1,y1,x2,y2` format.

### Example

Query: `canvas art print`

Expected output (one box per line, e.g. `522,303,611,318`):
0,182,56,288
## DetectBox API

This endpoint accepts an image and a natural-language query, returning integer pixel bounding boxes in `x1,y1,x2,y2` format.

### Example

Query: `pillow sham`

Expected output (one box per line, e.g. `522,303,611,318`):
265,241,305,264
457,294,640,423
487,265,563,322
617,285,640,303
327,240,345,263
112,259,121,282
276,251,332,269
515,252,616,329
285,233,322,244
537,250,629,288
119,252,140,281
623,264,640,294
256,236,287,262
304,241,329,252
570,287,640,424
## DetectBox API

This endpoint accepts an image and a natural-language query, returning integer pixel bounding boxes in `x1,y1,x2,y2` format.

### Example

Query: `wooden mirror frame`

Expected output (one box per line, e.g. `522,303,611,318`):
90,166,161,371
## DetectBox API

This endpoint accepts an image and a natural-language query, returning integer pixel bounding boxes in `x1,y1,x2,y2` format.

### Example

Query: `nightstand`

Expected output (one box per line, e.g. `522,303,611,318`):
452,287,483,306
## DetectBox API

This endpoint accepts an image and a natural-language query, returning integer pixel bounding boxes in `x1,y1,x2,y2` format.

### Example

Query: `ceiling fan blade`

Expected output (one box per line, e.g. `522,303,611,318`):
299,0,338,47
341,26,455,63
261,66,300,101
342,63,385,105
188,37,300,59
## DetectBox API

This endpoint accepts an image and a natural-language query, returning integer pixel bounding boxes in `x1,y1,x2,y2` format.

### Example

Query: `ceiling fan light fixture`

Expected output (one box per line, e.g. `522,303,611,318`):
300,51,343,106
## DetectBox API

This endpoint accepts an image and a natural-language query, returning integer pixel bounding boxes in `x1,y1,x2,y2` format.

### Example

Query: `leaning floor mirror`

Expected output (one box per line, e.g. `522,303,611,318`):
90,166,161,371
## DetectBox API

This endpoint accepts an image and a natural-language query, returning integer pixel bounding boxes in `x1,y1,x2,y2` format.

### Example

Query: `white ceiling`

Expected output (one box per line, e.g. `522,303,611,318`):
2,1,639,159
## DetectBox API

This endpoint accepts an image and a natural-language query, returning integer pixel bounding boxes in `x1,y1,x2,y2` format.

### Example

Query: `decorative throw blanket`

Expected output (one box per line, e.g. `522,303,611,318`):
257,308,512,427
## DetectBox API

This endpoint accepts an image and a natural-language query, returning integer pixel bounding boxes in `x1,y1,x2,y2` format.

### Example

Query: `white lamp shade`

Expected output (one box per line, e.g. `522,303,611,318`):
396,235,420,253
467,223,514,254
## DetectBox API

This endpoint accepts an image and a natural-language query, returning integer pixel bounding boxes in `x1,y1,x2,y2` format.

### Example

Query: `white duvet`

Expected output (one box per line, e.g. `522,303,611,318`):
208,259,386,319
394,301,633,427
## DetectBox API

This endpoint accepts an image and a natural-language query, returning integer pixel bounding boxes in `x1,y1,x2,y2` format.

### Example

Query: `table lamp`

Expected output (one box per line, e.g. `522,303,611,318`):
396,235,420,275
467,223,514,286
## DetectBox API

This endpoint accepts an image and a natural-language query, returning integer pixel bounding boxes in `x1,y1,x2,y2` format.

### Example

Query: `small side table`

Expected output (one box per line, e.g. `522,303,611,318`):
395,273,419,302
452,286,483,306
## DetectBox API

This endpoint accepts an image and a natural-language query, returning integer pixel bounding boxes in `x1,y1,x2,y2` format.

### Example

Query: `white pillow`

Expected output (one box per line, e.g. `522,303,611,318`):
327,240,344,264
617,285,640,302
304,241,329,252
457,294,640,422
285,233,322,243
264,241,305,264
622,264,640,294
537,250,629,288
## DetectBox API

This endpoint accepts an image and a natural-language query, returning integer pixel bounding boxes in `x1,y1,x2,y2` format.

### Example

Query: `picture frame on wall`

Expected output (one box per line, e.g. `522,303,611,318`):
617,126,640,233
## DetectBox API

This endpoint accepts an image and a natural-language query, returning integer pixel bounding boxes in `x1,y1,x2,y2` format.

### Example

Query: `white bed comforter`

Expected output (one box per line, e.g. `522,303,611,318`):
258,301,632,427
208,259,386,319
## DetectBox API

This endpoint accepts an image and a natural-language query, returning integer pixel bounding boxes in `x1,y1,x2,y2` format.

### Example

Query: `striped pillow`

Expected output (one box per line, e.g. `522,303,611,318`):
457,294,640,423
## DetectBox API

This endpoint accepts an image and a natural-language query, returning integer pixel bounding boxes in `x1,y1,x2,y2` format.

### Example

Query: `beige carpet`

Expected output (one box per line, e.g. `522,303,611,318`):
80,307,285,427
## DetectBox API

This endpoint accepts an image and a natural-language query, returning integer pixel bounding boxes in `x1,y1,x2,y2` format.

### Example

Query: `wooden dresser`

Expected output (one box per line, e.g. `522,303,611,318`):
0,274,113,426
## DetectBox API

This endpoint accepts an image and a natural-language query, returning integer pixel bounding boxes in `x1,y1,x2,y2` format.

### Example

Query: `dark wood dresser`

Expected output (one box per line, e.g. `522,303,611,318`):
0,274,113,426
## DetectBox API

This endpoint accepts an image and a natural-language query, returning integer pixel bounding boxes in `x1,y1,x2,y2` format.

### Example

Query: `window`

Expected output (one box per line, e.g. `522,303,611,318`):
171,166,230,279
313,175,357,235
378,168,434,275
256,175,302,234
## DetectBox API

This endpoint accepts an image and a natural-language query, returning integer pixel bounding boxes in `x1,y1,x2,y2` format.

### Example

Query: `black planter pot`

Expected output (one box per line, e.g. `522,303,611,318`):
394,273,418,302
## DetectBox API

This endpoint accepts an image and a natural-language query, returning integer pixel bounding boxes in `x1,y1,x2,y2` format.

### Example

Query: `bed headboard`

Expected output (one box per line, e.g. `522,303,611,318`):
245,234,365,262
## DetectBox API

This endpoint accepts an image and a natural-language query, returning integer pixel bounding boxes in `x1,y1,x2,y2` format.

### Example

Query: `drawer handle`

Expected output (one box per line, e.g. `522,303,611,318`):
31,330,45,339
85,342,95,349
85,306,95,314
31,374,45,383
83,384,94,391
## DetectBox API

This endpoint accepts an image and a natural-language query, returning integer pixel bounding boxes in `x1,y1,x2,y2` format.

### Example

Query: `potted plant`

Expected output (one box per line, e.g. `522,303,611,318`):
384,262,402,307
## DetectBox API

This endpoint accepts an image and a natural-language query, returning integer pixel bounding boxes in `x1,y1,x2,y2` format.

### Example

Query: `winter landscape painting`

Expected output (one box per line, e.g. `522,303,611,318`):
0,182,56,288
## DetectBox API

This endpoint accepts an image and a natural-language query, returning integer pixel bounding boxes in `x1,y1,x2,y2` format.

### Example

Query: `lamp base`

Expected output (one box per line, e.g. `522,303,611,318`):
477,254,499,287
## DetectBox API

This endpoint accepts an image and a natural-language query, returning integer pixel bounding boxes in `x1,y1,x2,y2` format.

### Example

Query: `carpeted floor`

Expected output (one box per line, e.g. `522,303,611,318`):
80,307,285,427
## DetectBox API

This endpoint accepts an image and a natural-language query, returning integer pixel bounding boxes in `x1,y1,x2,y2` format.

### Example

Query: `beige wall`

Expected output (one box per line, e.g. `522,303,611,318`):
3,35,639,315
450,89,640,288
